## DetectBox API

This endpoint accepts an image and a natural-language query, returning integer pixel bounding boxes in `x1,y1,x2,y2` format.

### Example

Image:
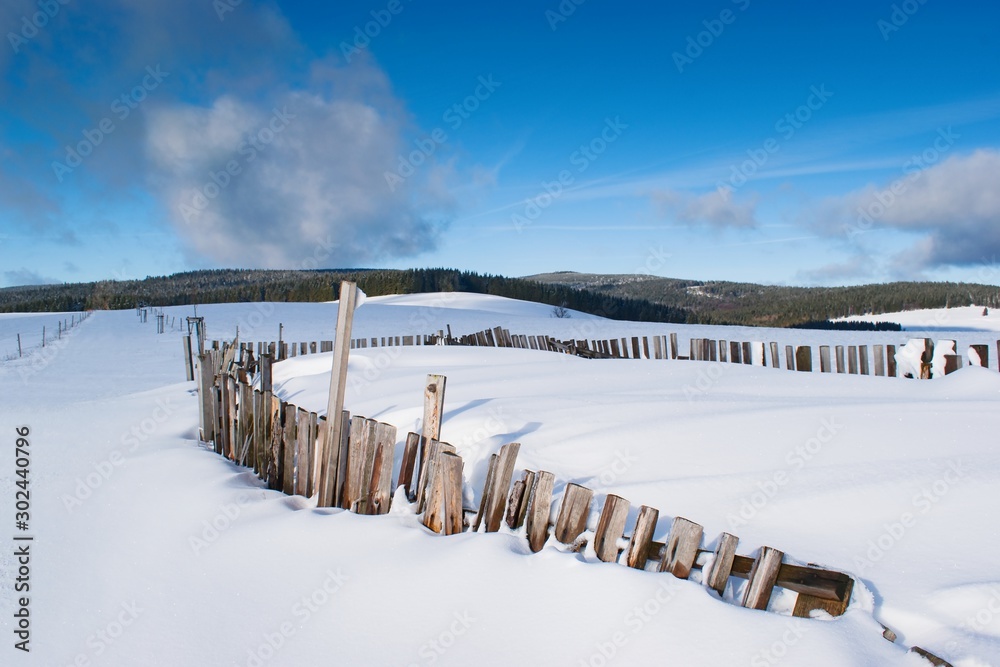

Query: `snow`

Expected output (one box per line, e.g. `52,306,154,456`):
1,293,998,666
841,305,1000,333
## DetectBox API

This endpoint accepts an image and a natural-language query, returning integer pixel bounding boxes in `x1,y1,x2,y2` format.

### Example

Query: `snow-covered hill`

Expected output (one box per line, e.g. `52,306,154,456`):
1,294,997,666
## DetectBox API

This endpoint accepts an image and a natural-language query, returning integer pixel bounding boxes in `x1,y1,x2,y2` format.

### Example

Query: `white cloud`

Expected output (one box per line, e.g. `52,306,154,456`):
813,149,1000,270
652,187,757,229
146,60,451,268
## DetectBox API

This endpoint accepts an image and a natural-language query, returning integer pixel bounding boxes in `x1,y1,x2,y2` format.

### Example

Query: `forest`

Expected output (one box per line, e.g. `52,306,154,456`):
2,268,996,328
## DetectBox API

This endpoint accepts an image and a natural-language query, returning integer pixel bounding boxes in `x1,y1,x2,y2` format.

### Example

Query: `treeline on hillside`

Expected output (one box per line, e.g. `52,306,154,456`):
0,269,690,324
527,273,1000,327
789,320,902,332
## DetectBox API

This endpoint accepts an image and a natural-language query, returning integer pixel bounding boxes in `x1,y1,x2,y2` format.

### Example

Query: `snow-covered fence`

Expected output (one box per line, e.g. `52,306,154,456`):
189,340,955,665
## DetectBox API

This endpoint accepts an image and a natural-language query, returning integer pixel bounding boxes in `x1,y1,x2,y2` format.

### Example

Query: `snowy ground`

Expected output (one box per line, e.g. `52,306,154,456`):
841,305,1000,333
1,294,998,666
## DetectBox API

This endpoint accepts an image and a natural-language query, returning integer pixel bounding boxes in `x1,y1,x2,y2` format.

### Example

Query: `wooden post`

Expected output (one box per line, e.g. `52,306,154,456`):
294,407,311,495
260,354,273,393
847,346,858,374
198,352,216,444
526,471,556,553
769,342,780,368
835,345,845,373
554,483,594,546
366,422,397,514
659,517,703,579
269,395,283,490
625,505,659,569
441,452,464,535
784,345,794,370
741,342,752,365
742,547,784,610
719,340,728,363
472,454,497,532
669,333,678,359
730,341,741,364
16,333,21,357
943,355,962,374
507,470,536,530
319,281,359,508
183,335,195,381
795,346,812,372
859,345,870,375
594,494,630,563
887,344,897,377
282,403,297,495
706,533,739,595
483,442,521,532
343,416,371,511
419,374,447,478
970,344,989,368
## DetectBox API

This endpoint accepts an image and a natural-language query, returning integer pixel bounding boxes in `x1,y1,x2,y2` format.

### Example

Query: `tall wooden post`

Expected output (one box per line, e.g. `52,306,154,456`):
16,334,21,358
319,282,360,507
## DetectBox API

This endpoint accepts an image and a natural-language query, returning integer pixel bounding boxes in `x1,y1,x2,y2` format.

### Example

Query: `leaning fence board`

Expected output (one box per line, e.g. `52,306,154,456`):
594,494,630,563
421,455,446,534
554,483,594,546
511,470,536,530
505,480,527,529
626,505,659,570
705,533,739,595
526,471,556,553
320,281,358,508
472,454,497,532
484,442,521,532
660,517,703,579
268,396,283,490
417,440,455,513
398,432,421,500
742,547,784,610
420,374,447,451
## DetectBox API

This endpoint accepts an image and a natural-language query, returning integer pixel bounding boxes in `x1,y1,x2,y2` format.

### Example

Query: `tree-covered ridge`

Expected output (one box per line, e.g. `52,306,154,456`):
0,268,689,324
525,272,1000,327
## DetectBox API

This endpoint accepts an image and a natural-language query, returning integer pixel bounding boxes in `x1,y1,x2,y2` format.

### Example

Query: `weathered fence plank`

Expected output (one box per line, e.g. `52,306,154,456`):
526,471,556,553
554,483,594,546
594,494,630,563
742,547,784,610
626,505,659,570
660,517,704,579
705,532,739,595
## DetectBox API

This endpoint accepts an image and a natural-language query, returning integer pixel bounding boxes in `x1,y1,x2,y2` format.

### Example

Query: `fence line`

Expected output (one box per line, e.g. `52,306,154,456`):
187,339,954,665
201,325,999,382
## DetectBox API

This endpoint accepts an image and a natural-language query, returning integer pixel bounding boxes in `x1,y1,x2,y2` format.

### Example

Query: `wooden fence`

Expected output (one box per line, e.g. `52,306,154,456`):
189,339,953,665
199,325,999,382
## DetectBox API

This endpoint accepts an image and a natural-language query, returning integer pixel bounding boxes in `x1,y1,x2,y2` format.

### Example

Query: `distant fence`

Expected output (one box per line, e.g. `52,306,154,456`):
199,324,999,382
187,338,953,665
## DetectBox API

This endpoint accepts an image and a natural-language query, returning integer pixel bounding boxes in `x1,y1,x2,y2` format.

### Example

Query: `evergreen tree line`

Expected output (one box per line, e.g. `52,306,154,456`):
0,268,689,324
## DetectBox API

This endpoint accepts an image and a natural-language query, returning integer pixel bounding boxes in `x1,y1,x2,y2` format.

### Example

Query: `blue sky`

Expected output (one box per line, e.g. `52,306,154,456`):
2,0,999,288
